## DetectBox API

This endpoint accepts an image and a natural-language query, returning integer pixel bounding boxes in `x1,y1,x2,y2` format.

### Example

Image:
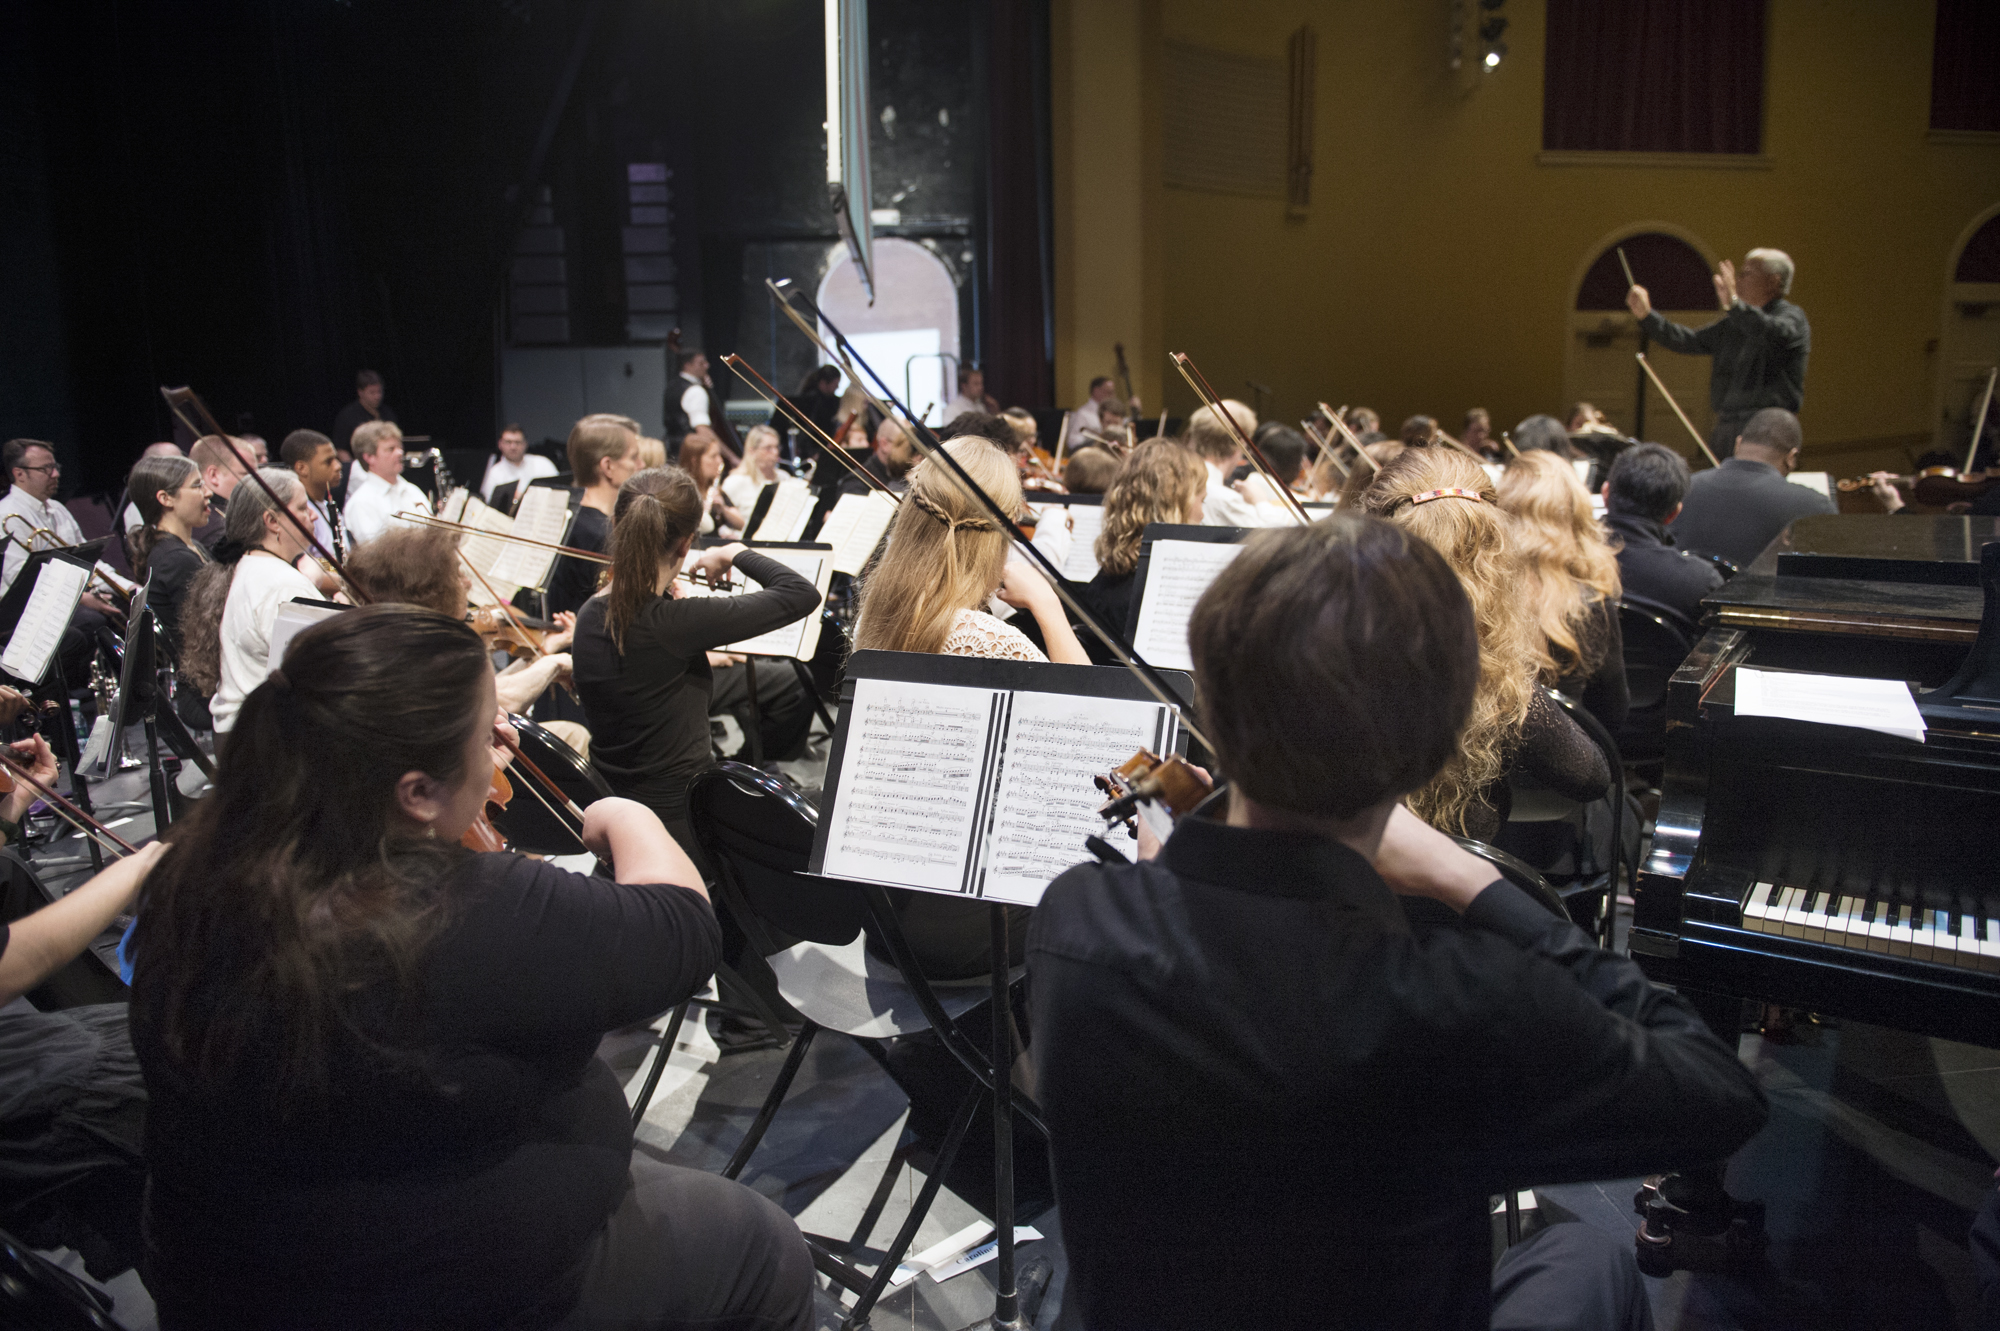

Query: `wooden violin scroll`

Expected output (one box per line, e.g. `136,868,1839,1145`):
1095,749,1214,841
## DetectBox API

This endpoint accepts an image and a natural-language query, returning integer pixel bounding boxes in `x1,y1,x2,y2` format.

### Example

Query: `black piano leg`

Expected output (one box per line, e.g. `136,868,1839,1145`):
1633,987,1768,1275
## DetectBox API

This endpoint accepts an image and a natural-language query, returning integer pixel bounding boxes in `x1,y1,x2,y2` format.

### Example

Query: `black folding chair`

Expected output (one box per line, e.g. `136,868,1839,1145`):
678,762,1033,1330
1615,600,1693,779
489,715,610,856
0,1227,129,1330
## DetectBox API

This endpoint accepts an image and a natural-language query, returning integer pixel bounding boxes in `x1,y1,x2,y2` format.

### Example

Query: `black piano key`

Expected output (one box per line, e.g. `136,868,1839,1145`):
1800,888,1820,917
1979,915,1992,943
1885,900,1903,930
1861,895,1878,925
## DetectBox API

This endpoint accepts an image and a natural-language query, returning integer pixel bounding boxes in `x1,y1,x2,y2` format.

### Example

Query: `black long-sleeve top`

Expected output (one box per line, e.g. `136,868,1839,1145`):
572,550,818,816
1466,688,1612,841
1641,297,1810,416
1551,595,1629,734
131,852,720,1330
1028,816,1767,1331
141,533,208,663
545,502,607,619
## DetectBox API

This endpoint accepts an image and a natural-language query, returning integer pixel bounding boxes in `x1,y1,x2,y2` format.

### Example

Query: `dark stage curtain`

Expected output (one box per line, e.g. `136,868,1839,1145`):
1930,0,2000,133
984,0,1054,409
1542,0,1766,154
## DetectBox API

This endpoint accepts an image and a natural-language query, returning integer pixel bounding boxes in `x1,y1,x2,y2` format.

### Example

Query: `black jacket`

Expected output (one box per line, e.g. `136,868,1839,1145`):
1670,456,1835,569
1029,816,1767,1331
1605,509,1724,631
1642,296,1810,416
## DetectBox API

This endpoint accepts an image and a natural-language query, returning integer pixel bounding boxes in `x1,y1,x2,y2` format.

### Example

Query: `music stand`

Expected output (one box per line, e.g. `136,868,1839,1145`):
97,575,214,832
0,539,109,642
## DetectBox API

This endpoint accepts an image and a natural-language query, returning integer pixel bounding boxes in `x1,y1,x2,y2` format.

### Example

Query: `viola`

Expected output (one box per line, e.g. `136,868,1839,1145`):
461,760,515,854
1095,749,1214,841
1835,466,2000,507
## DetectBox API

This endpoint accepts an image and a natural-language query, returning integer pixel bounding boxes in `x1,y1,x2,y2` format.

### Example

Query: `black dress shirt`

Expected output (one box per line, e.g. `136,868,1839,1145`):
1642,297,1810,416
1604,509,1724,631
331,400,395,456
141,533,208,662
1028,816,1767,1331
545,502,607,619
1670,456,1836,569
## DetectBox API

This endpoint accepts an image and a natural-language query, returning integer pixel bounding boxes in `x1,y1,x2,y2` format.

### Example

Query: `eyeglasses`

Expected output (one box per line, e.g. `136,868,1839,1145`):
15,463,59,475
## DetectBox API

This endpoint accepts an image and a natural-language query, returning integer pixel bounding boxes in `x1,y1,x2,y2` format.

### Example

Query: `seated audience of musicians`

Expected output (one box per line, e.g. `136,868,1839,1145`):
840,415,920,497
678,426,743,538
1670,407,1834,570
1185,400,1260,528
546,413,641,620
330,368,394,468
281,428,347,583
572,467,818,858
1513,413,1580,459
127,605,813,1329
479,423,558,503
1060,445,1119,495
1601,442,1723,631
0,746,159,1272
1237,423,1310,522
180,469,322,735
127,452,213,664
1497,449,1629,733
342,421,432,548
1027,515,1767,1331
721,424,783,516
1075,440,1206,663
343,525,583,742
1463,406,1494,458
1362,449,1608,841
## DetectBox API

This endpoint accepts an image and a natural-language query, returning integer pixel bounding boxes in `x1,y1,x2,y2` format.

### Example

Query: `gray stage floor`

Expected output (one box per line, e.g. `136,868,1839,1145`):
25,735,2000,1330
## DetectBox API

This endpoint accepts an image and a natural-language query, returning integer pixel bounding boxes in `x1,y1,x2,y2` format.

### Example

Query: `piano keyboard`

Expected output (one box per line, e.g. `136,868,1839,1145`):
1740,883,2000,972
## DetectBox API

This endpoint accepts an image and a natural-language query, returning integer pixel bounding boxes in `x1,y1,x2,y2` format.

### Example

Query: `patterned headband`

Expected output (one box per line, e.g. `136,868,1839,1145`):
911,489,997,533
1409,487,1484,505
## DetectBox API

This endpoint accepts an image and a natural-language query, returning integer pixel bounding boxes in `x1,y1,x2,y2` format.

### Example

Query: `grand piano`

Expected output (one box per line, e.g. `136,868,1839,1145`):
1632,514,2000,1048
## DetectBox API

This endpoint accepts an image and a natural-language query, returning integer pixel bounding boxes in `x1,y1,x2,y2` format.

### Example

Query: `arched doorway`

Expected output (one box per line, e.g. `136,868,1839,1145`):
1563,228,1717,446
817,238,962,426
1934,207,2000,458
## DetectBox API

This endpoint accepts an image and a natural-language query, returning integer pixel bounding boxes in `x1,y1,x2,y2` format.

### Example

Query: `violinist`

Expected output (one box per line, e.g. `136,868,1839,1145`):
180,469,322,734
571,467,819,857
1074,440,1205,661
838,415,918,496
546,414,640,620
1235,424,1310,523
1000,407,1040,455
1027,517,1764,1331
1462,407,1496,459
1061,445,1120,496
943,364,999,419
127,452,212,663
127,605,813,1330
1187,399,1261,527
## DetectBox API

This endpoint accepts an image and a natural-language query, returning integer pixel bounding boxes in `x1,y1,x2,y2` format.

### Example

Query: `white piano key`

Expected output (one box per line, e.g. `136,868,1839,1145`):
1888,902,1916,958
1981,918,2000,974
1957,914,1982,970
1821,895,1855,947
1740,882,1777,933
1931,910,1958,965
1778,887,1810,938
1866,897,1894,953
1910,908,1938,964
1797,889,1827,944
1838,896,1869,948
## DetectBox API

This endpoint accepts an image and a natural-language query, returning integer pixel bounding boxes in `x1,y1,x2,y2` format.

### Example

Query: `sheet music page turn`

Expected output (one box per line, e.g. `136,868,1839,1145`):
1131,539,1243,673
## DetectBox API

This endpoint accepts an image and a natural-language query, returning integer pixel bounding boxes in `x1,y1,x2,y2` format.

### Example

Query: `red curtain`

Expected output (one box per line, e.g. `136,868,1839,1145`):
1931,0,2000,132
1543,0,1765,153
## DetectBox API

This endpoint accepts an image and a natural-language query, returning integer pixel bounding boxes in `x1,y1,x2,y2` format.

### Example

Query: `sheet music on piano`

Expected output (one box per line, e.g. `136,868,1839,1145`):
1733,668,1926,743
487,485,573,590
674,544,833,660
816,672,1179,905
1130,535,1244,673
745,479,816,543
0,558,88,685
819,491,898,576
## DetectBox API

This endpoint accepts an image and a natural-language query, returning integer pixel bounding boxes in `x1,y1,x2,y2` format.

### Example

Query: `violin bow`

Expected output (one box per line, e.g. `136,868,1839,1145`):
459,548,543,661
722,354,900,501
1318,403,1381,475
0,747,141,858
1635,354,1722,468
160,388,365,602
405,514,611,564
1429,427,1486,462
1167,354,1312,526
767,280,1213,749
1964,366,1997,477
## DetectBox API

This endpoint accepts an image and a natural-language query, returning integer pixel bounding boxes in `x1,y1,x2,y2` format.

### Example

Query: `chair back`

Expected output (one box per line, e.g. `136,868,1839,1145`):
1449,837,1568,921
489,715,612,855
1617,600,1692,713
0,1226,127,1329
688,763,867,947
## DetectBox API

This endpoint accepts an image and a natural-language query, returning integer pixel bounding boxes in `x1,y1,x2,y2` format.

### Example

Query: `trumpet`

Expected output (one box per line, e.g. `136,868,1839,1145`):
0,516,137,609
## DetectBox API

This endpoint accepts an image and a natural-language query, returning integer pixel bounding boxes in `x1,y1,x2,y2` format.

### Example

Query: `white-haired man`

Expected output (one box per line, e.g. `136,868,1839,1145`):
1626,247,1809,460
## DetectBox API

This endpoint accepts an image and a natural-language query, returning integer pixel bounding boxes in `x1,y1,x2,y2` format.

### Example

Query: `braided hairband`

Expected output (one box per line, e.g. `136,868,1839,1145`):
911,490,997,533
1409,487,1484,505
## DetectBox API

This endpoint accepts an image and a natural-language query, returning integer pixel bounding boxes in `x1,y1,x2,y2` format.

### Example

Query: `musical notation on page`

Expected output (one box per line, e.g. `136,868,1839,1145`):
455,494,523,604
820,491,898,577
1028,503,1105,583
489,486,572,589
1131,540,1243,673
1,559,89,685
822,680,1002,893
675,547,831,660
747,479,815,543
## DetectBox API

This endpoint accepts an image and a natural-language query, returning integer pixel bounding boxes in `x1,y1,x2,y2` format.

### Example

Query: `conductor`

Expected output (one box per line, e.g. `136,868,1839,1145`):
1627,248,1809,461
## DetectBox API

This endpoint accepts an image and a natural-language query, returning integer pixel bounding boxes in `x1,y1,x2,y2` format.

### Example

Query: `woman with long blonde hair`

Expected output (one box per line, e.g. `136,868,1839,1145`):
855,435,1089,665
722,425,782,515
1496,449,1628,730
1361,448,1606,839
1073,441,1205,659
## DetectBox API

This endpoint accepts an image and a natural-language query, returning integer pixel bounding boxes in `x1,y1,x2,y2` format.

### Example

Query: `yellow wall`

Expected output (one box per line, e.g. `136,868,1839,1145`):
1052,0,2000,468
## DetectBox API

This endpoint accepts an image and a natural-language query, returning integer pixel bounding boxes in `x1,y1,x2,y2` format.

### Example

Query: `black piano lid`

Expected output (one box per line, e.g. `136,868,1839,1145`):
1772,514,2000,586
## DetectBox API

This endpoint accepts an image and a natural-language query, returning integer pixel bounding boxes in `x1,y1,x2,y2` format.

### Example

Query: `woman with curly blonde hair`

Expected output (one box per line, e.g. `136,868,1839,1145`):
1361,448,1607,838
1069,441,1206,659
1496,449,1628,730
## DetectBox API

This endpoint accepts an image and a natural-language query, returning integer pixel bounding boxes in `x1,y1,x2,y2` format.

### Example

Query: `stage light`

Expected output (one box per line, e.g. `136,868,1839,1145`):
1484,50,1501,68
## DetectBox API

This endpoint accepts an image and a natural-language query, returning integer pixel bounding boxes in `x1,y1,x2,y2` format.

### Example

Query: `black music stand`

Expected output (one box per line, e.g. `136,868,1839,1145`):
100,576,213,832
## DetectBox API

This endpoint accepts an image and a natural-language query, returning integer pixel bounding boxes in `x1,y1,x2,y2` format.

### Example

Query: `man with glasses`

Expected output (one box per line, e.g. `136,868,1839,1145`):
0,439,122,683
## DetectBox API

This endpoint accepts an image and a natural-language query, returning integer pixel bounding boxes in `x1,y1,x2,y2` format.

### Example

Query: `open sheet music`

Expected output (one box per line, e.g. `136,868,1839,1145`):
1028,497,1104,582
812,655,1189,906
676,544,833,660
444,493,524,604
1,558,88,684
488,485,574,590
819,491,898,576
1129,530,1245,673
745,479,816,543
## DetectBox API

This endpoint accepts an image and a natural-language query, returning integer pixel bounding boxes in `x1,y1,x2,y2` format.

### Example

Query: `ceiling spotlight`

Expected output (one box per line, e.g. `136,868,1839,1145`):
1484,48,1503,68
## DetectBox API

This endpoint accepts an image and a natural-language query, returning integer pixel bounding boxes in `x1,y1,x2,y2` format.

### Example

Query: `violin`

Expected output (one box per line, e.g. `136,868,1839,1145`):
462,762,514,853
469,606,552,662
1018,445,1067,493
1835,466,1999,507
1095,749,1214,842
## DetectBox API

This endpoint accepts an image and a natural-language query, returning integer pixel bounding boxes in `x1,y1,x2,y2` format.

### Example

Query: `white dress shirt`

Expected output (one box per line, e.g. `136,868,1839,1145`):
679,376,711,429
0,489,86,596
1201,460,1260,528
342,471,433,547
720,472,768,513
210,551,320,733
480,453,558,502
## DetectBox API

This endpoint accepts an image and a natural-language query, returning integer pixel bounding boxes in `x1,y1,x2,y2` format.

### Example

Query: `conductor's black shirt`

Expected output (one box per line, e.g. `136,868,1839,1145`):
1642,296,1810,416
1027,816,1767,1331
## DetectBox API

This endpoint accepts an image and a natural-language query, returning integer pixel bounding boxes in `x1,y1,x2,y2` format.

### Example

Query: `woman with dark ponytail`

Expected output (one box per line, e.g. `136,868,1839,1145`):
125,452,210,662
570,466,819,853
128,604,814,1330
